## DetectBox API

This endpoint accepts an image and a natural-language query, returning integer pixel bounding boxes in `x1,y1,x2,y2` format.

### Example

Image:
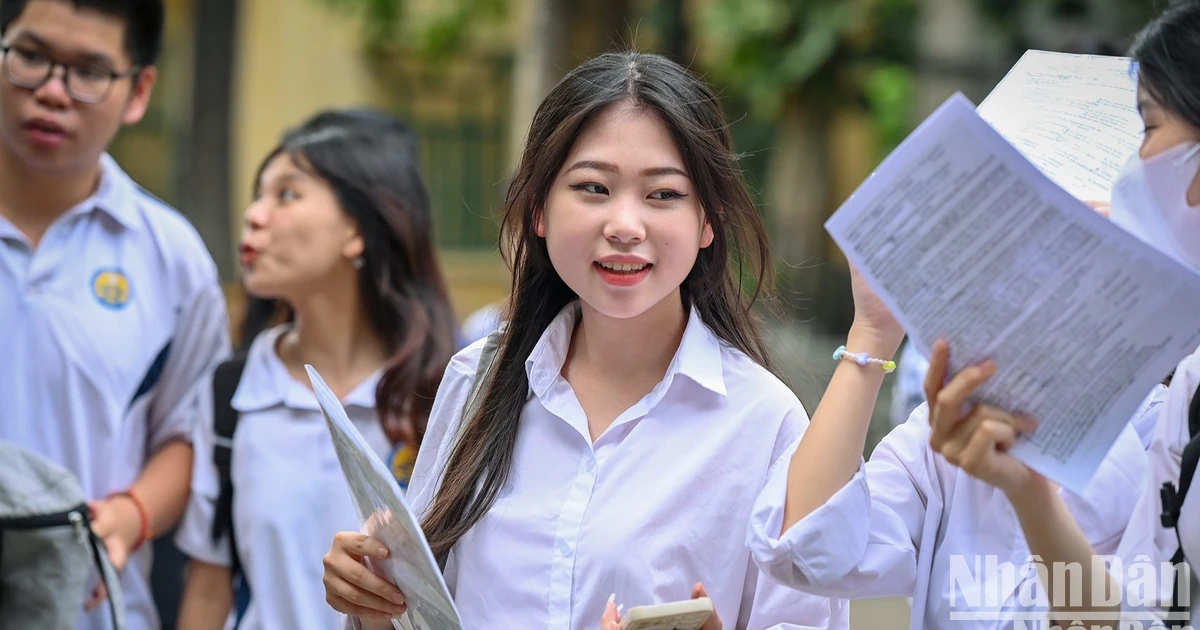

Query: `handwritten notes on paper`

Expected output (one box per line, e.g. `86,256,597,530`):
977,50,1143,202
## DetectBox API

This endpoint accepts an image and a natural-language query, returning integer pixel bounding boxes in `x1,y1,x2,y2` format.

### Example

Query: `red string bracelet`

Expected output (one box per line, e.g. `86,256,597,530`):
107,489,151,553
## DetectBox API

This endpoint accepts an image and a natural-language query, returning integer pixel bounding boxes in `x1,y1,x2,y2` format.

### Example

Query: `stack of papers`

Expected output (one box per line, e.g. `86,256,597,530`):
825,51,1200,493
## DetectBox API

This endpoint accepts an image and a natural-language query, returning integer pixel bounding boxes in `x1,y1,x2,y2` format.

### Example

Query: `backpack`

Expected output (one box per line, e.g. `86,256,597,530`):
0,442,126,630
1160,382,1200,621
209,355,251,624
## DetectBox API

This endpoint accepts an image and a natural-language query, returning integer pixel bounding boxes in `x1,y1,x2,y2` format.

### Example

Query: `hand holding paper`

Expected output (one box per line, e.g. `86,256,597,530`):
323,529,409,620
306,365,463,630
825,89,1200,493
924,339,1044,495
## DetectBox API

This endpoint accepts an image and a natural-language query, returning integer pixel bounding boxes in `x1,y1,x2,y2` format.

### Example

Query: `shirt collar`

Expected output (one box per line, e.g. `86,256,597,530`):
56,154,140,231
232,325,382,413
0,154,139,240
87,154,140,231
673,306,728,396
524,301,727,400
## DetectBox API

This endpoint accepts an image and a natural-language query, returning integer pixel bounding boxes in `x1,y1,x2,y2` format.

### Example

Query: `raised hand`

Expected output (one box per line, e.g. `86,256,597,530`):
924,340,1043,495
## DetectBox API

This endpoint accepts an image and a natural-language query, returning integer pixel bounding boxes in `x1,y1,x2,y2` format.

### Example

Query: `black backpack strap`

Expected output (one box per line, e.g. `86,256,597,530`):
1163,384,1200,625
86,517,127,630
209,356,248,580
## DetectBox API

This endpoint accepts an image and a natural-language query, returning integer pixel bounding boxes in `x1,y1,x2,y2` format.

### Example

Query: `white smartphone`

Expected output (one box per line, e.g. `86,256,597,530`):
621,597,713,630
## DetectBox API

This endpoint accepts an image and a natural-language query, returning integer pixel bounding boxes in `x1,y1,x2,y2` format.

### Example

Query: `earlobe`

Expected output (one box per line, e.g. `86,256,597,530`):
344,233,365,261
535,210,546,238
699,221,714,248
121,67,157,126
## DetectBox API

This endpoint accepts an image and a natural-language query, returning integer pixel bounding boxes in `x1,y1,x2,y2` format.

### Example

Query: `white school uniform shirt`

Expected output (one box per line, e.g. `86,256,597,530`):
175,324,394,630
400,302,848,630
1115,347,1200,624
747,394,1163,630
0,154,231,630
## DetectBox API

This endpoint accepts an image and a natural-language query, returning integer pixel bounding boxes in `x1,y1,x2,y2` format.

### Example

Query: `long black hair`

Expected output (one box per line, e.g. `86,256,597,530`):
241,108,457,446
420,51,777,558
1130,0,1200,129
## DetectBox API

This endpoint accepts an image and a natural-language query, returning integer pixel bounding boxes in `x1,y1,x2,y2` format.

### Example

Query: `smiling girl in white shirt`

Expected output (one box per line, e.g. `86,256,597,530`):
321,51,849,630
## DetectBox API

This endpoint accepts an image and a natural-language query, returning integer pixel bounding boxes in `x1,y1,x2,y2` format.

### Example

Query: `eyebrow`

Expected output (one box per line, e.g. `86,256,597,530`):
564,159,689,179
255,171,307,195
269,172,307,188
8,32,117,68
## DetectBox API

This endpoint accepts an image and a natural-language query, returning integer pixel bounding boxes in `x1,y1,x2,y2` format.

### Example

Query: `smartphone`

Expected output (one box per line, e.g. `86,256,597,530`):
621,597,713,630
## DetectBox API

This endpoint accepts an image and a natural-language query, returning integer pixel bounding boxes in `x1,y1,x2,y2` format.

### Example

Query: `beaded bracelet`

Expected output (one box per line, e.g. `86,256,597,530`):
833,345,897,373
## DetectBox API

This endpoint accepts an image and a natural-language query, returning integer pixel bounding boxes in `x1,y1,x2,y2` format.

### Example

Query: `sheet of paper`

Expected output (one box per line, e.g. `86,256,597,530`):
977,49,1142,202
825,93,1200,493
306,366,463,630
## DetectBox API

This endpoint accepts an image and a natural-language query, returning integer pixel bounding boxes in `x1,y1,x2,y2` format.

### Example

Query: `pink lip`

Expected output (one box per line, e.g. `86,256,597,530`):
239,244,259,266
26,117,66,133
24,118,68,148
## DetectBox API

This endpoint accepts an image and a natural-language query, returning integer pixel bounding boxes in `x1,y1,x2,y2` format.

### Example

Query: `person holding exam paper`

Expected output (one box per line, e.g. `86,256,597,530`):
323,51,848,630
173,108,458,630
742,28,1196,630
928,2,1200,627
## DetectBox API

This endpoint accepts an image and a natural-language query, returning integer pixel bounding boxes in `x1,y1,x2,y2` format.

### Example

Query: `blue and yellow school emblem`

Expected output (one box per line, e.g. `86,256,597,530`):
389,443,417,491
91,268,131,309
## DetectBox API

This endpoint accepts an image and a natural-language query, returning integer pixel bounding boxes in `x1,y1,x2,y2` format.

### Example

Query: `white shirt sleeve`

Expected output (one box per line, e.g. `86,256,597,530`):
1056,421,1149,557
738,546,850,629
1115,352,1197,615
146,281,231,452
748,404,938,600
174,371,231,566
737,407,852,629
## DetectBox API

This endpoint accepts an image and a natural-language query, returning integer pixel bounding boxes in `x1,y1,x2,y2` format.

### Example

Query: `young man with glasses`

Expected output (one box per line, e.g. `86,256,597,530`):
0,1,230,628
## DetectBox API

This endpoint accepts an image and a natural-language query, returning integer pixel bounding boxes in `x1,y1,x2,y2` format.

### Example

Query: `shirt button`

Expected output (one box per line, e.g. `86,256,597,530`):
558,540,571,556
584,458,595,473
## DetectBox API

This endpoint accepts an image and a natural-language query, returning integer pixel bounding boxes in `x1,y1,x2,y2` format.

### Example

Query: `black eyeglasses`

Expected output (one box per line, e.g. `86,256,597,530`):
0,45,139,104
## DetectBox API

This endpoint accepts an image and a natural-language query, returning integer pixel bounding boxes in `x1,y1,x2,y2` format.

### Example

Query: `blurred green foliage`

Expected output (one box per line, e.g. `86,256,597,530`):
315,0,926,159
692,0,918,156
316,0,507,57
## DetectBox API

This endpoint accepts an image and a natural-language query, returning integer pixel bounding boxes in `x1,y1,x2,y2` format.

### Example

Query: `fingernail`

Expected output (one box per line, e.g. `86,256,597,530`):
390,591,406,605
617,604,624,614
608,593,616,605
